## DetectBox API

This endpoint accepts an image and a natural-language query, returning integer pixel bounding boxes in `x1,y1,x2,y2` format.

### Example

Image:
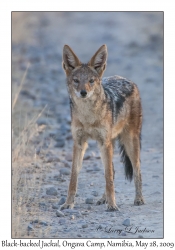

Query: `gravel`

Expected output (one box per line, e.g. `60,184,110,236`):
92,191,98,197
55,140,65,148
52,204,59,209
45,156,61,163
65,153,73,161
85,198,94,204
27,224,34,231
77,234,82,237
56,210,65,217
58,197,66,205
60,168,71,175
82,224,88,228
122,219,131,226
138,235,144,238
59,218,66,224
46,187,58,196
39,221,48,226
62,160,71,168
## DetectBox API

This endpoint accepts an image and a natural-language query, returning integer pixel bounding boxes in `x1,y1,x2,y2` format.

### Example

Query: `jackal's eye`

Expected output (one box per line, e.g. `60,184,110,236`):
89,79,94,84
73,78,79,84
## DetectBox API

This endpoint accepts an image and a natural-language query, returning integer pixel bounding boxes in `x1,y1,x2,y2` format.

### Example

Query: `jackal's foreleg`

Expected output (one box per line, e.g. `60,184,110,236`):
99,142,119,211
60,141,87,210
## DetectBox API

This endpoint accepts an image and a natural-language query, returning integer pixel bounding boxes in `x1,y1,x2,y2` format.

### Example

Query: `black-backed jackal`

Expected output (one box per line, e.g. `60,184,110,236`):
61,44,144,211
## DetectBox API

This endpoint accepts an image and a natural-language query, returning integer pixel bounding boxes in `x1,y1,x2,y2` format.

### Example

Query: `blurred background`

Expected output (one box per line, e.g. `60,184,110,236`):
12,12,163,238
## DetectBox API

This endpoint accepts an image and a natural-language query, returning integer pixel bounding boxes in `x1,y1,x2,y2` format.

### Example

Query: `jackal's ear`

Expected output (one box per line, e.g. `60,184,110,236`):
88,45,107,77
62,45,81,75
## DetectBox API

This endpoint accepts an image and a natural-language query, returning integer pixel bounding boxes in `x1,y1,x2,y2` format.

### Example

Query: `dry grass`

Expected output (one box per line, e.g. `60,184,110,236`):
12,66,50,238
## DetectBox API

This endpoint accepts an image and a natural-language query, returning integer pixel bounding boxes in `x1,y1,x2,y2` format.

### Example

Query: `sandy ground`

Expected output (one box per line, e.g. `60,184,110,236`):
12,12,163,238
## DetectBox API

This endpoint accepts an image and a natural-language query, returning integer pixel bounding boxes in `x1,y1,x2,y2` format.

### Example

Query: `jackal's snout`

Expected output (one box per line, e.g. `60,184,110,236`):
80,89,87,97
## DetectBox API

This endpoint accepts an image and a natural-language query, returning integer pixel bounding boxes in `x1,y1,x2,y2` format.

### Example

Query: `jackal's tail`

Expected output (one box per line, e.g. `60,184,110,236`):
118,140,133,182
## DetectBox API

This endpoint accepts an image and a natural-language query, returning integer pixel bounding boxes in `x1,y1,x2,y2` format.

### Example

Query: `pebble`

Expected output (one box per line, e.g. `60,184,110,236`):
46,187,58,196
65,153,73,161
64,228,71,232
52,204,59,209
55,140,65,148
84,154,91,160
93,166,101,171
90,221,95,224
33,219,39,223
82,224,88,228
87,205,92,210
53,174,60,179
151,191,161,195
56,210,65,217
60,124,70,132
45,156,60,163
70,215,75,220
86,166,101,172
110,213,116,217
85,198,94,204
49,129,59,137
65,133,72,140
66,116,71,124
60,168,71,175
88,141,97,147
122,219,130,226
96,155,101,159
86,168,94,172
20,90,36,100
37,118,50,126
81,211,89,216
138,235,144,238
121,232,127,236
27,224,34,231
34,163,41,169
64,209,81,215
62,160,71,168
98,225,103,229
35,148,41,155
59,218,66,224
39,202,46,206
39,221,48,226
77,234,82,237
92,191,98,197
58,197,66,205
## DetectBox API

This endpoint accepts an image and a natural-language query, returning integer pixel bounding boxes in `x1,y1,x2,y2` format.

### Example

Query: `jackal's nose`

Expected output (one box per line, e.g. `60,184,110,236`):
80,90,87,97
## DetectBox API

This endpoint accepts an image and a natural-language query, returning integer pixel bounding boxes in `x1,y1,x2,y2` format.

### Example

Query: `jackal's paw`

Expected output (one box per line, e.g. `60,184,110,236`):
96,197,106,205
106,203,120,212
134,197,145,206
60,202,74,210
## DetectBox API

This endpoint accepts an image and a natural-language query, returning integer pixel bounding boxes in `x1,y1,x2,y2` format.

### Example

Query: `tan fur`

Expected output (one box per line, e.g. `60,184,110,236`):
60,45,144,211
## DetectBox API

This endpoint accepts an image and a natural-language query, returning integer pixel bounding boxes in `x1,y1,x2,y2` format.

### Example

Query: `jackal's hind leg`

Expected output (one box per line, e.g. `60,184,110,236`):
120,133,144,206
96,192,106,205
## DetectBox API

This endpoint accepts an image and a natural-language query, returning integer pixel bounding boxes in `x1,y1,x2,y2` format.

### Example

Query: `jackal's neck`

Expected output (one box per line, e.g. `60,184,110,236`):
70,84,107,123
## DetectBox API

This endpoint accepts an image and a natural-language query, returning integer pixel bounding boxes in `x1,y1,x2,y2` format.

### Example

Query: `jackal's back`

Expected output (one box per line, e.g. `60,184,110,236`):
102,75,140,124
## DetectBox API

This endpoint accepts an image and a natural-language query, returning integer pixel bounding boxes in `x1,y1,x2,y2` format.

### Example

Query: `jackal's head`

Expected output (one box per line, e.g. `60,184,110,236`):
62,45,107,99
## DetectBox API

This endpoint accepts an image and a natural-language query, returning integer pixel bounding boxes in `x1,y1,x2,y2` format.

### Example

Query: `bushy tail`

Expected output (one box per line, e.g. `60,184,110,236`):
118,141,133,182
